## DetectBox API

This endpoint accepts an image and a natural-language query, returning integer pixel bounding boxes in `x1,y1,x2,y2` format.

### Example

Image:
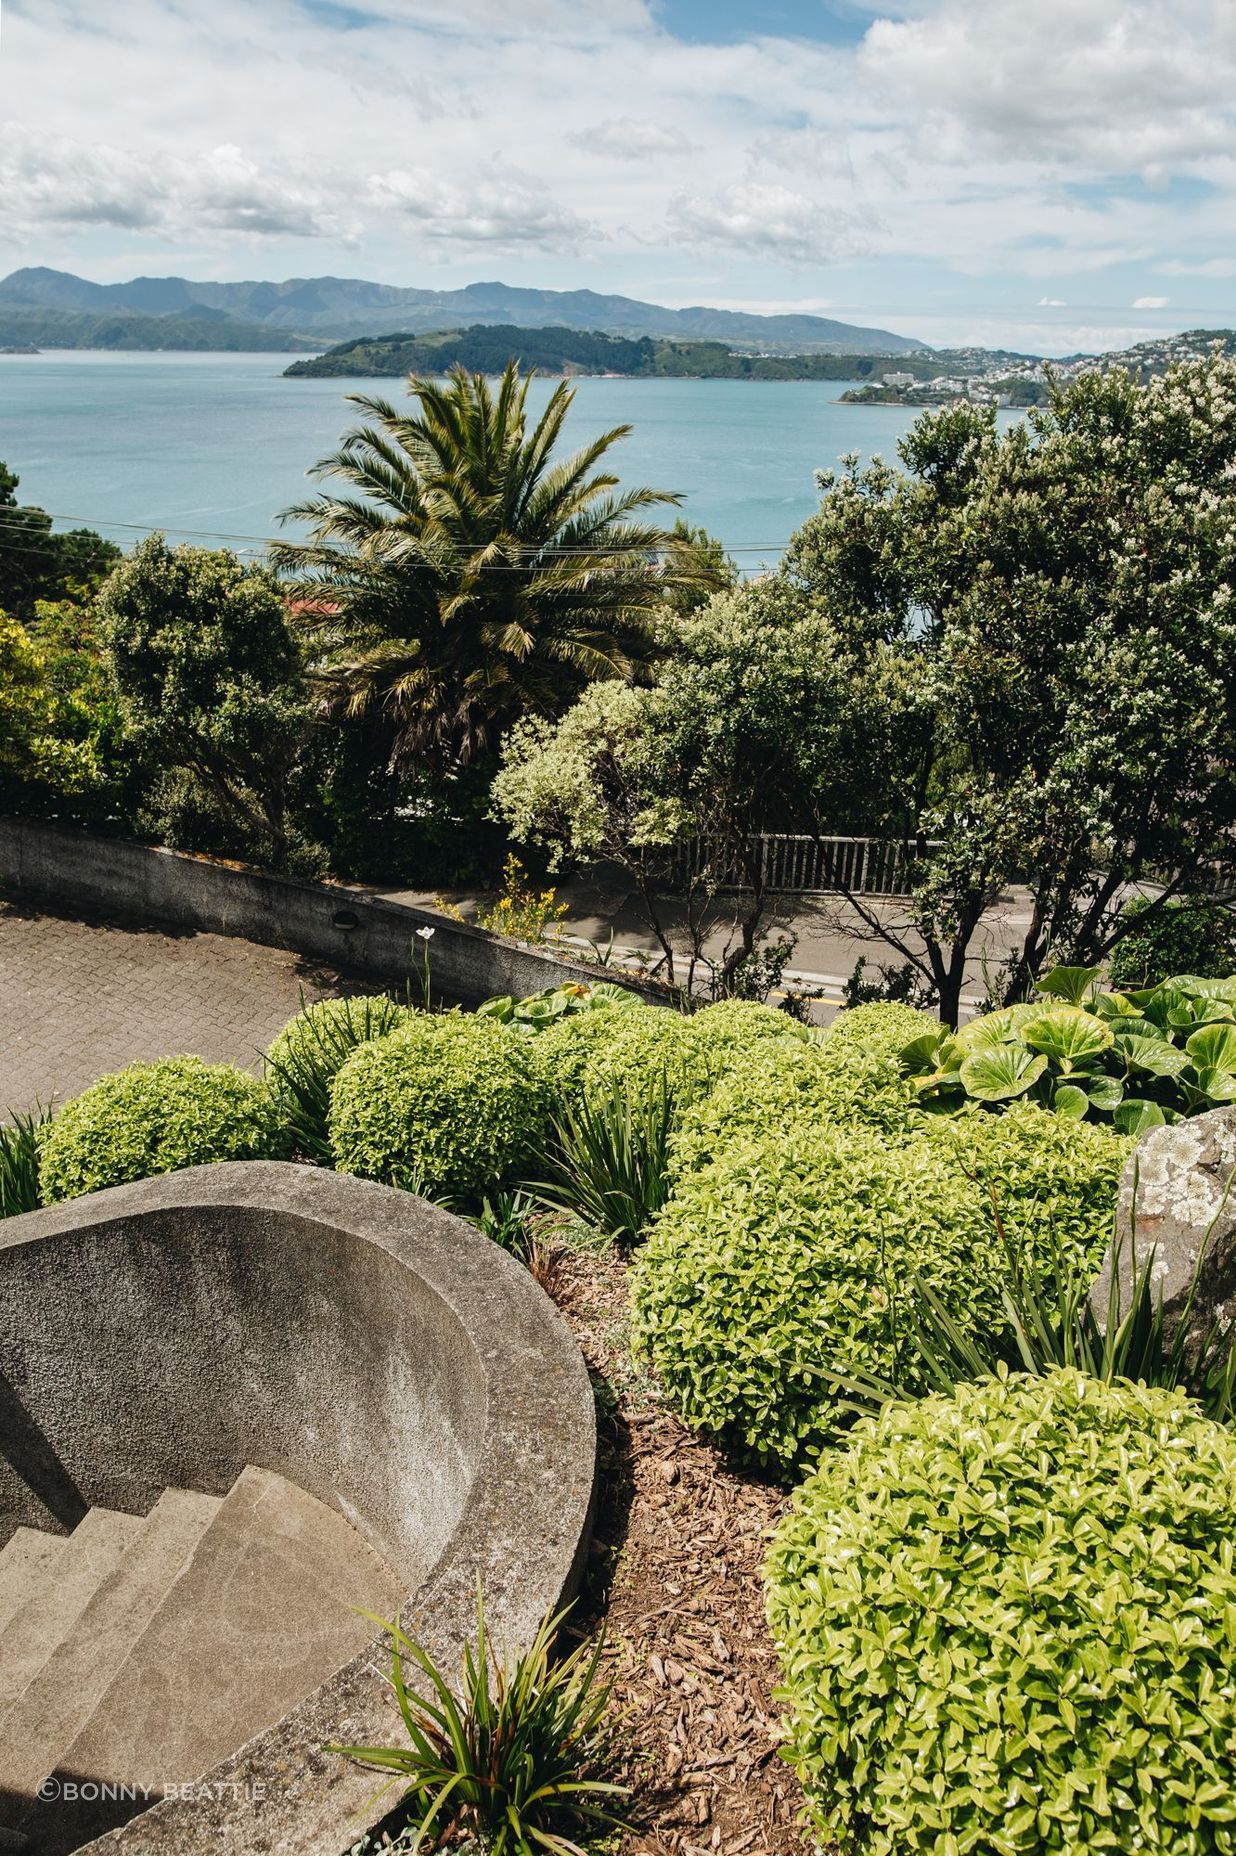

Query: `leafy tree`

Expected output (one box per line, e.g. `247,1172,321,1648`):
0,462,119,620
0,612,100,802
773,355,1236,1025
98,536,313,869
270,362,696,771
493,584,865,993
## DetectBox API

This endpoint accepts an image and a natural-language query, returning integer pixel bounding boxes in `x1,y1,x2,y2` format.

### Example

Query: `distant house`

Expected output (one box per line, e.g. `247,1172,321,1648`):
881,370,915,389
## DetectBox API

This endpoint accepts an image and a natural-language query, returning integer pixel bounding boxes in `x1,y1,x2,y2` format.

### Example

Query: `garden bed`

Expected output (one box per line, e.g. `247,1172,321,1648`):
550,1241,809,1856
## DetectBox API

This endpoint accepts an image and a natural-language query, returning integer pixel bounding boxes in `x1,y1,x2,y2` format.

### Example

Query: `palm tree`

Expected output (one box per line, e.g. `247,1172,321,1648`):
272,362,701,768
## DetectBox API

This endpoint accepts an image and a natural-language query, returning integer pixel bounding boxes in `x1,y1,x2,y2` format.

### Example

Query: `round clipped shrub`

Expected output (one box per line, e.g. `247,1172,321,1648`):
767,1367,1236,1856
328,1012,547,1200
264,993,410,1100
527,1009,629,1116
631,1123,1000,1471
824,1000,940,1060
924,1098,1130,1267
38,1056,283,1203
685,998,808,1055
670,1036,922,1178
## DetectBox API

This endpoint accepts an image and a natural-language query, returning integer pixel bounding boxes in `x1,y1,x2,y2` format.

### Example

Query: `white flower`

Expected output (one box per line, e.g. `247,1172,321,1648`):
416,926,436,940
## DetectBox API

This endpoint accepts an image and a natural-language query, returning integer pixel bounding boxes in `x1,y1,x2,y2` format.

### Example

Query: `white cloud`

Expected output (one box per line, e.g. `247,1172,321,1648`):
1132,294,1170,307
367,168,595,250
667,185,873,264
1,0,1235,340
573,118,697,159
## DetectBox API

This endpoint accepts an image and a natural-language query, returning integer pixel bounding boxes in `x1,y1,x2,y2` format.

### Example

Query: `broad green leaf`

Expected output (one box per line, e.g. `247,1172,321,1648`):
1171,975,1236,1005
1185,1022,1236,1073
958,1046,1047,1103
899,1030,952,1074
1114,1098,1167,1137
1020,1008,1114,1068
1192,1065,1236,1103
956,1005,1041,1053
1092,990,1142,1021
1112,1033,1190,1078
1036,964,1103,1006
1083,1073,1125,1111
1051,1083,1090,1120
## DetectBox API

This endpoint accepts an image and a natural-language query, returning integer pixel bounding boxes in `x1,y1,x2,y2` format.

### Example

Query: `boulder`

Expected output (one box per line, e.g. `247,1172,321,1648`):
1090,1106,1236,1365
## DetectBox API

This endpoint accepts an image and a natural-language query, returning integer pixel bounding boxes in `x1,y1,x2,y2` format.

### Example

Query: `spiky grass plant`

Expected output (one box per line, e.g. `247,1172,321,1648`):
0,1104,51,1218
529,1079,674,1246
331,1595,630,1856
830,1164,1236,1426
264,992,406,1162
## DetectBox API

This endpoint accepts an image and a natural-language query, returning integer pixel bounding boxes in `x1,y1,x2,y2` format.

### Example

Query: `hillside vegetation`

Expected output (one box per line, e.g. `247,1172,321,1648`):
284,324,941,380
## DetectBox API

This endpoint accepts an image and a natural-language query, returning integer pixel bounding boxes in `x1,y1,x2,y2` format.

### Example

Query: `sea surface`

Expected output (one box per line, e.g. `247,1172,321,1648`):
0,350,997,570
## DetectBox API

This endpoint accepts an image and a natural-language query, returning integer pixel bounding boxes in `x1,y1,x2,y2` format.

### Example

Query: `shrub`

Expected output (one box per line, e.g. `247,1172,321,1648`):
901,965,1236,1130
823,1000,940,1060
329,1013,547,1202
477,980,646,1034
1109,894,1236,989
633,1106,1126,1473
38,1056,283,1202
264,993,411,1161
631,1123,997,1471
528,1010,628,1116
923,1099,1130,1265
767,1368,1236,1856
685,997,808,1055
670,1037,922,1178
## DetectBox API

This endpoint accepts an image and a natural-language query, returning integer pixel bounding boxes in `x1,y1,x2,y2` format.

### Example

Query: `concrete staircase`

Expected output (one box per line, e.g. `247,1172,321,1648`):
0,1468,403,1855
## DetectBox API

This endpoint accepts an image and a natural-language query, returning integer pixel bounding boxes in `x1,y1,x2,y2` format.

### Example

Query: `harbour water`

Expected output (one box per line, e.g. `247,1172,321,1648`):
0,349,995,568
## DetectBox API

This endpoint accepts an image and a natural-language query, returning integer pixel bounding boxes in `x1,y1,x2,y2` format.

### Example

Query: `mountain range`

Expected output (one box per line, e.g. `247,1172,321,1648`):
0,267,924,355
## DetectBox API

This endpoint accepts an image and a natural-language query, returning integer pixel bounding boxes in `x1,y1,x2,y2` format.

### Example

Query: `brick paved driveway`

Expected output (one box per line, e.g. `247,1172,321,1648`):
0,900,350,1113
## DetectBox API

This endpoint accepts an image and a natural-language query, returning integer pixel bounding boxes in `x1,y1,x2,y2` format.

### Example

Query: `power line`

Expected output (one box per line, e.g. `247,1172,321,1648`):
0,507,787,565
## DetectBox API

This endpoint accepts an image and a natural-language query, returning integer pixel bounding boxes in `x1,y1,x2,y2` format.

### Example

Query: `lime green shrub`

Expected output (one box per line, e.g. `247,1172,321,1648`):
767,1367,1236,1856
38,1056,283,1203
329,1013,547,1201
670,1036,922,1178
823,1000,940,1060
633,1104,1126,1472
924,1099,1131,1263
631,1123,998,1470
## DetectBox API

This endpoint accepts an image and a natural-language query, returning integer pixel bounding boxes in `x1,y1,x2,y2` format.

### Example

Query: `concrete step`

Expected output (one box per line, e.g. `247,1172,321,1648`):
36,1466,402,1852
0,1490,222,1827
0,1509,144,1719
0,1530,67,1642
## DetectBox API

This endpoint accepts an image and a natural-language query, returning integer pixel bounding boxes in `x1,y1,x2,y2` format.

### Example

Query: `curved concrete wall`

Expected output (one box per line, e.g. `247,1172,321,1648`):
0,1164,597,1855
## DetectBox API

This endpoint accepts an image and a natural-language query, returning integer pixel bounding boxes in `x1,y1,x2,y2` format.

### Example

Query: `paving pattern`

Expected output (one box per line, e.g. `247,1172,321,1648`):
0,900,349,1112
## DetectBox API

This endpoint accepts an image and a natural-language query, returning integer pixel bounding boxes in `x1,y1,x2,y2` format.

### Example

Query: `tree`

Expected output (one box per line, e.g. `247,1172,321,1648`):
98,536,313,869
492,583,867,993
0,613,100,802
0,461,119,620
270,362,698,772
776,353,1236,1024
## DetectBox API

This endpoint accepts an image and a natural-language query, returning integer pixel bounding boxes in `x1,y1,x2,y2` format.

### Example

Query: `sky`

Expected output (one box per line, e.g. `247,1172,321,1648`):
1,0,1234,355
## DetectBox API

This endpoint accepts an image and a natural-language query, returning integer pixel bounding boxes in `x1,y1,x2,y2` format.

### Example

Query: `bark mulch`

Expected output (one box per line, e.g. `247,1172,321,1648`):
545,1240,813,1856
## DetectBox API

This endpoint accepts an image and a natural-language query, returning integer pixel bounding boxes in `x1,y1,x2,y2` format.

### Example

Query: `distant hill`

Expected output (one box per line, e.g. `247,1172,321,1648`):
0,304,317,353
284,324,942,381
1059,328,1236,379
0,267,926,356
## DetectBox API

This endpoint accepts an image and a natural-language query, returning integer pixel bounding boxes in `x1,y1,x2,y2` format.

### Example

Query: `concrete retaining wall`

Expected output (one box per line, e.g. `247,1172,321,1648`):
0,816,666,1007
0,1163,597,1855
